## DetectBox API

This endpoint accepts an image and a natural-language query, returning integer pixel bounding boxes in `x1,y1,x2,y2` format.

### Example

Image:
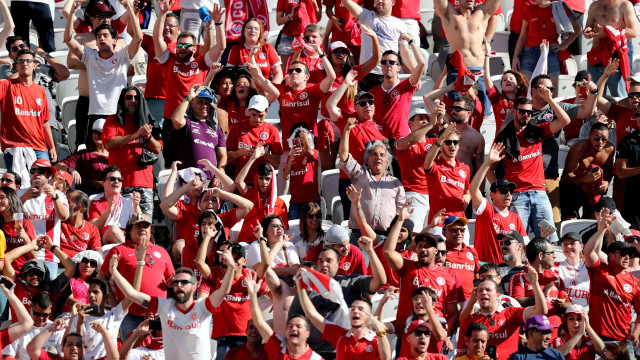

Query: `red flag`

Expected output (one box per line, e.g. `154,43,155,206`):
603,26,630,92
446,50,483,93
295,269,348,315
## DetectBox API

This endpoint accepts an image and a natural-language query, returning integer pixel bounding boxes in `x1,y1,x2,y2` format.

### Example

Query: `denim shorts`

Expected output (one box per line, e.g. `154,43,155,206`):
520,45,560,76
277,34,295,56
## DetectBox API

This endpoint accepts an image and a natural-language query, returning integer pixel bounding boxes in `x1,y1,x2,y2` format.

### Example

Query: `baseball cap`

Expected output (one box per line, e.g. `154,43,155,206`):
443,215,468,228
228,243,246,259
496,230,525,244
409,107,429,121
324,225,350,245
564,304,584,316
414,233,438,248
329,41,349,53
90,3,116,17
196,88,215,103
92,118,106,132
490,178,517,193
628,75,640,83
560,232,582,244
56,170,73,188
606,240,638,256
524,315,558,331
21,259,46,278
406,319,433,334
31,159,57,176
624,229,640,242
248,95,269,112
574,70,589,83
354,91,374,102
128,213,151,226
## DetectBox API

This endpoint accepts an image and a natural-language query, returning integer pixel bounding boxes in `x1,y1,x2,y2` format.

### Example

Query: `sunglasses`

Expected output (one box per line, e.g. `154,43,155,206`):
626,236,640,244
447,227,465,233
94,14,111,20
29,168,49,175
81,258,98,267
172,279,193,287
32,310,51,318
106,176,123,182
412,329,431,337
517,108,533,116
134,222,152,229
535,85,555,93
435,250,447,256
93,130,102,135
443,140,460,146
288,68,304,74
269,224,285,229
25,271,42,278
307,213,322,219
450,105,469,112
333,49,349,55
380,59,398,66
125,94,140,101
176,42,194,49
497,188,513,195
0,178,14,184
593,136,608,142
613,250,632,257
499,239,514,247
628,92,640,98
533,329,553,335
10,44,28,52
357,99,374,107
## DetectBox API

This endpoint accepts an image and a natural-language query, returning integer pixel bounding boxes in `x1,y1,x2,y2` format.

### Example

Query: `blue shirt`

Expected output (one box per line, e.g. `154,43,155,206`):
508,346,566,360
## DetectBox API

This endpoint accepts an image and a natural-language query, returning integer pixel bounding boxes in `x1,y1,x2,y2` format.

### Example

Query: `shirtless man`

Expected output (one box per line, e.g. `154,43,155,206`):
584,0,638,97
66,2,126,149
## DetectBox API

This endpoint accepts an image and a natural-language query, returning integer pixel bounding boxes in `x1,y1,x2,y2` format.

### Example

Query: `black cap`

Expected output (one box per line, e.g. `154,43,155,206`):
354,91,374,102
490,178,517,193
606,241,637,256
414,233,438,248
228,243,246,258
574,70,590,83
496,230,525,244
560,232,582,243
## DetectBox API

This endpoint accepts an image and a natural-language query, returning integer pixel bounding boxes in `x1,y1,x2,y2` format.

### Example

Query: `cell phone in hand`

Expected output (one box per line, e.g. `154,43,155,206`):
31,179,42,190
579,84,588,98
149,319,162,331
84,304,100,315
0,276,15,291
56,312,71,320
591,166,601,173
292,138,302,149
538,219,557,233
487,344,497,359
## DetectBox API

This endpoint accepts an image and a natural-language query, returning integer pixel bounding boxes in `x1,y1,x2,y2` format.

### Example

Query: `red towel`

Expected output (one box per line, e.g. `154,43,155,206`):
446,50,483,93
602,26,630,92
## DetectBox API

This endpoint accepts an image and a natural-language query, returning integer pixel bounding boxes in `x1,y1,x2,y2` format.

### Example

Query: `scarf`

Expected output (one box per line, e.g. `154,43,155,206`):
224,0,270,42
114,86,156,130
495,120,543,160
252,163,278,217
446,50,483,93
603,26,630,92
105,194,124,227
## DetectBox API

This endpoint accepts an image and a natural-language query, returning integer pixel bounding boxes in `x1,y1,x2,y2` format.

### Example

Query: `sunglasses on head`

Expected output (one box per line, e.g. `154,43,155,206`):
626,236,640,244
628,92,640,98
172,279,193,287
443,140,460,146
288,68,304,74
125,94,140,101
450,105,469,113
29,168,48,175
176,42,194,49
517,108,533,116
106,176,123,182
32,310,51,318
412,329,431,337
307,212,322,219
380,59,398,66
357,99,374,107
10,44,28,52
81,258,98,267
593,136,608,142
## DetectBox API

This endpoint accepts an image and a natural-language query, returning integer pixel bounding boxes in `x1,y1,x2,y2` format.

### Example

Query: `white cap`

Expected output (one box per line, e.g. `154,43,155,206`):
248,95,269,112
628,75,640,83
92,118,106,131
330,41,349,53
409,107,429,120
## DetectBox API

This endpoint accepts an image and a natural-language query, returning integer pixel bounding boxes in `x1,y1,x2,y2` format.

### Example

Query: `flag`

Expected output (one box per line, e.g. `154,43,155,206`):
446,50,483,93
295,269,348,316
603,26,630,92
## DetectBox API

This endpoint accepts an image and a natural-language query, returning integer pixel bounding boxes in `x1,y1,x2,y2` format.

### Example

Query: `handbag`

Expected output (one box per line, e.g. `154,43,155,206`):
138,140,158,167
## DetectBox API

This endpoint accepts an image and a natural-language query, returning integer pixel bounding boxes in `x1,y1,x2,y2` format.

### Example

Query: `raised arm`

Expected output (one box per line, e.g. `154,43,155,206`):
109,254,151,307
235,144,264,196
596,59,620,115
403,33,426,86
3,241,38,281
247,63,280,103
383,202,412,271
424,125,455,171
295,270,326,332
89,321,119,360
346,185,377,240
172,84,201,130
121,0,143,59
583,208,613,267
470,143,504,209
64,1,84,59
359,25,381,76
246,271,274,341
313,44,336,94
483,37,494,91
423,82,455,113
205,4,226,62
43,235,76,279
395,112,437,151
4,282,34,341
27,318,68,359
0,0,14,47
341,0,363,20
153,0,173,58
359,236,386,293
197,159,235,191
338,118,356,162
208,249,236,307
327,70,357,122
195,225,216,279
522,265,549,319
536,86,571,134
160,177,203,221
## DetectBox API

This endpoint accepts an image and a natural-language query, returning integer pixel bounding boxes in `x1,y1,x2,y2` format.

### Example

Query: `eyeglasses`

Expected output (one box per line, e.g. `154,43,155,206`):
0,178,14,184
25,271,42,278
32,310,51,318
626,236,640,244
307,213,322,219
613,250,631,257
17,59,35,65
269,224,285,229
172,279,193,287
81,258,98,267
125,94,140,101
333,49,349,55
94,14,111,20
497,188,513,195
357,99,374,107
516,108,534,116
412,329,431,337
443,140,460,146
535,86,555,93
106,176,123,182
435,250,447,256
499,239,514,247
29,168,48,175
288,68,304,74
163,23,178,28
10,44,28,53
628,92,640,98
593,136,608,142
450,105,469,113
380,59,398,66
447,227,465,233
176,43,194,49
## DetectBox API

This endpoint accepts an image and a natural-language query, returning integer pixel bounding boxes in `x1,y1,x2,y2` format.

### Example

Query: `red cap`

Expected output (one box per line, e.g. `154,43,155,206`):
405,319,433,334
624,229,640,240
56,170,73,187
31,159,56,176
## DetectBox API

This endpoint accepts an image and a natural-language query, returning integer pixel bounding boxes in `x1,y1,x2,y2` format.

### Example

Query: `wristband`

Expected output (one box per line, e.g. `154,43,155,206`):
50,245,58,253
318,53,325,59
408,39,414,46
136,260,145,266
590,88,598,94
377,330,387,337
214,22,223,26
52,195,59,201
259,237,268,243
184,95,192,103
435,141,442,147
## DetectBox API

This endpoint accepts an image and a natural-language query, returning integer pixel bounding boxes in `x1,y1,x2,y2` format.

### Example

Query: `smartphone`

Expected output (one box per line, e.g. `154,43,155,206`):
591,166,601,173
0,276,15,291
56,312,71,320
84,304,100,315
303,35,310,43
149,318,162,331
487,344,497,359
579,84,588,98
538,219,557,233
136,0,146,9
31,179,42,190
292,138,302,149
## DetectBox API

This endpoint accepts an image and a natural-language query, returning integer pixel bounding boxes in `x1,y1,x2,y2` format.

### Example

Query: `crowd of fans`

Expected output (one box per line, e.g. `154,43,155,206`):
0,0,640,359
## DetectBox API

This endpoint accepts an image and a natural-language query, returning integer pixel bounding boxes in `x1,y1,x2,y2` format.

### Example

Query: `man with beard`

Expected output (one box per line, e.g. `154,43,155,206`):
304,225,367,276
60,190,102,257
508,315,563,360
442,216,478,297
584,208,640,345
470,143,528,263
64,0,143,143
110,247,237,360
224,319,268,360
495,232,527,293
296,268,391,360
560,122,615,220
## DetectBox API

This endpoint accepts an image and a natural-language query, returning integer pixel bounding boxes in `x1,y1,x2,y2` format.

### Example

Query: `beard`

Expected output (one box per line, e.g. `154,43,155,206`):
502,253,514,262
174,289,193,304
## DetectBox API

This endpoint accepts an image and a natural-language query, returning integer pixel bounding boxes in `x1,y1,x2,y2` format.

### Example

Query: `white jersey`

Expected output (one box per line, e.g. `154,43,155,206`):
70,303,127,360
19,189,69,262
553,260,591,309
150,297,216,360
358,9,407,75
246,240,300,269
81,47,130,116
128,347,165,360
1,320,63,360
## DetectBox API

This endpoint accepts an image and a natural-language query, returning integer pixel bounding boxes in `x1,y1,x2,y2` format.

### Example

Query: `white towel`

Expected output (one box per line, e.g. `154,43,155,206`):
527,42,549,98
4,147,37,187
552,1,575,36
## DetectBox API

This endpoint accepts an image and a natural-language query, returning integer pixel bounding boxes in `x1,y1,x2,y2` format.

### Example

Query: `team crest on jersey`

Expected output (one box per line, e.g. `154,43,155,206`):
390,90,400,100
365,345,373,352
545,114,553,121
154,251,161,258
302,157,307,165
299,92,308,100
81,232,90,240
245,108,250,116
510,224,515,230
260,132,269,140
624,284,633,293
46,202,54,211
498,319,505,326
242,278,248,287
259,53,267,60
436,277,445,285
571,279,578,287
36,98,42,106
317,61,325,70
342,262,351,270
112,59,117,64
459,169,466,178
466,252,474,260
191,62,198,69
192,312,198,320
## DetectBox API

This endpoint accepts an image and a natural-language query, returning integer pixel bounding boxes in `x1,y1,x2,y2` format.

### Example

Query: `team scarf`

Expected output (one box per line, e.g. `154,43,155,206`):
602,26,630,92
295,269,349,316
224,0,270,42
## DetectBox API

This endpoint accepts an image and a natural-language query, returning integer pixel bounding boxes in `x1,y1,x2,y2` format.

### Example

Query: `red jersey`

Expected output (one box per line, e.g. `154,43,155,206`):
444,243,479,297
226,121,283,179
275,83,324,149
588,259,640,340
392,0,420,20
141,35,190,99
60,220,102,258
396,260,461,326
276,0,317,37
227,43,281,80
340,118,387,179
322,0,361,46
524,4,567,46
499,122,553,192
319,64,362,121
371,240,414,288
305,243,367,276
396,138,437,194
322,322,382,360
284,51,326,84
264,333,323,360
103,115,155,188
510,0,535,33
457,307,526,360
237,188,289,243
473,198,528,263
199,268,268,338
424,157,470,223
0,79,50,151
3,220,36,271
606,103,637,146
226,101,250,128
370,78,416,139
158,52,209,118
552,334,596,360
287,149,321,203
487,85,513,131
225,345,269,360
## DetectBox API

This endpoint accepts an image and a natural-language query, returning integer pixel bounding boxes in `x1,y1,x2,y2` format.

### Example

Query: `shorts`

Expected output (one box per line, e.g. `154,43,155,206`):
520,45,560,76
277,34,295,56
